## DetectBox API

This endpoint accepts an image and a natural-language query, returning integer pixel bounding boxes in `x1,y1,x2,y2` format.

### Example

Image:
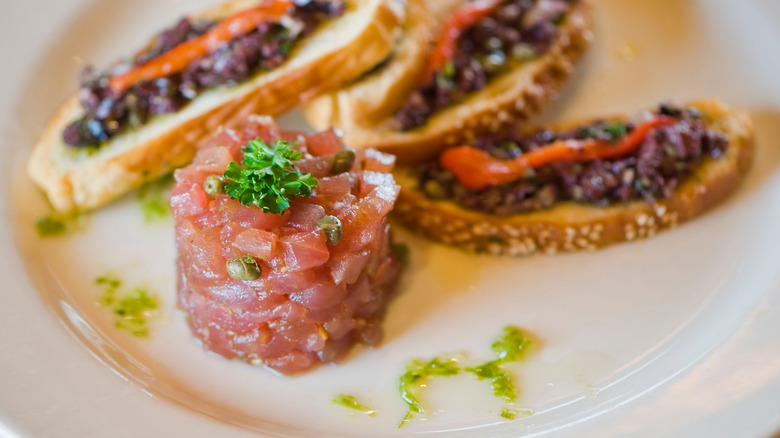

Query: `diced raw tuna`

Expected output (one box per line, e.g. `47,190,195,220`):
170,183,209,218
233,229,278,260
307,129,345,156
172,116,402,374
281,230,330,272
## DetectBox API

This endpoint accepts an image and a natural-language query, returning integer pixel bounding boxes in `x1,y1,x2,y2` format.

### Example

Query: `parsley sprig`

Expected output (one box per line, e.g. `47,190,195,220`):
223,139,317,215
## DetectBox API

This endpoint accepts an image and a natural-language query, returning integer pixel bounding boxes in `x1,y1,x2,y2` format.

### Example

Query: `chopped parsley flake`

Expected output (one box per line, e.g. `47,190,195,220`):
604,121,628,141
580,121,628,142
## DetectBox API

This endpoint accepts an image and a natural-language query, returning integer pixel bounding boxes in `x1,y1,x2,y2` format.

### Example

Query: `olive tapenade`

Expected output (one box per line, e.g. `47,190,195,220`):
418,103,729,216
395,0,577,131
63,0,346,147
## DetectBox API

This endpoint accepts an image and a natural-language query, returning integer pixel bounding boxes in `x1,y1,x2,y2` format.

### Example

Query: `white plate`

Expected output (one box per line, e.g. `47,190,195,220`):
3,0,780,437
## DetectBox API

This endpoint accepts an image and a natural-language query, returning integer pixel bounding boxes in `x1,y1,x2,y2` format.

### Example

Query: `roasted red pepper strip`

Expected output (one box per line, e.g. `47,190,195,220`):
109,0,294,94
421,0,504,84
440,116,678,190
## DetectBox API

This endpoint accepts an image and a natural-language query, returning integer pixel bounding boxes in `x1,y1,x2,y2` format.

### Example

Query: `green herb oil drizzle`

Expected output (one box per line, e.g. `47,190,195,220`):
500,407,533,420
34,213,85,237
396,326,536,427
466,326,535,412
398,356,461,427
332,394,376,417
96,274,159,337
137,174,175,223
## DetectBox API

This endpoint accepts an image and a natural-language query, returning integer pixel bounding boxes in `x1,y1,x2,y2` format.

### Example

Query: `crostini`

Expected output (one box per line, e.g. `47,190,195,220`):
392,100,754,255
304,0,594,164
28,0,405,213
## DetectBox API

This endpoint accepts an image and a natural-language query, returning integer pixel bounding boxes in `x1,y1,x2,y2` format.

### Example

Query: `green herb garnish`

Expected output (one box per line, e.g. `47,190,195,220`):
466,361,518,403
137,174,174,223
35,213,84,237
96,275,159,338
604,121,628,141
396,327,537,427
579,126,600,140
399,356,461,427
113,289,159,338
501,408,517,420
443,61,456,78
392,243,410,266
332,394,376,417
491,326,533,363
35,216,67,237
223,139,317,215
465,327,535,415
96,275,122,306
580,121,627,142
435,61,457,90
500,408,533,420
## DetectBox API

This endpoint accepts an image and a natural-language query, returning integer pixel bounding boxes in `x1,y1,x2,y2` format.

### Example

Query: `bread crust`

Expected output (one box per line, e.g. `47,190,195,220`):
391,100,755,256
27,0,405,213
304,0,594,165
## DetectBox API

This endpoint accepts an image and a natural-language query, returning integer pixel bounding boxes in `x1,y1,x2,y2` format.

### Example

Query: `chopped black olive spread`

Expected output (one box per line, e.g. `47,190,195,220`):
63,0,346,147
395,0,577,131
418,104,729,215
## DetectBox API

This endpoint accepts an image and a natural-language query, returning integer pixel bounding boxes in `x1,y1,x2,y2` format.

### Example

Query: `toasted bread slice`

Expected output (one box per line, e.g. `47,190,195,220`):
28,0,405,213
303,0,462,130
392,100,755,256
304,0,594,165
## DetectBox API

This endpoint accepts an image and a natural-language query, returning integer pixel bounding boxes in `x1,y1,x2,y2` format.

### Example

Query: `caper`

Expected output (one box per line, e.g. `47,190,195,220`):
498,139,518,151
497,139,520,159
442,60,456,78
659,103,681,117
511,44,537,62
318,215,343,246
686,107,702,119
436,73,456,91
571,185,585,201
663,143,679,158
392,243,410,266
482,51,507,74
226,256,262,281
204,175,224,197
486,37,503,51
422,180,448,200
329,148,356,175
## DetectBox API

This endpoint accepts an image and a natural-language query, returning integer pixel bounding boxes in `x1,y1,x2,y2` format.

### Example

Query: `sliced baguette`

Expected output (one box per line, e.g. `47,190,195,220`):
304,0,594,165
27,0,405,213
391,100,755,256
